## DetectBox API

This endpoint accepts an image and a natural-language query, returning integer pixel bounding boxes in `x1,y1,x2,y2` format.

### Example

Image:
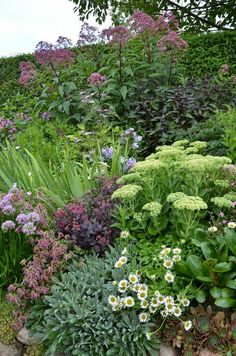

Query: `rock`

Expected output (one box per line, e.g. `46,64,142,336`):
17,327,37,346
199,350,219,356
159,343,177,356
0,342,23,356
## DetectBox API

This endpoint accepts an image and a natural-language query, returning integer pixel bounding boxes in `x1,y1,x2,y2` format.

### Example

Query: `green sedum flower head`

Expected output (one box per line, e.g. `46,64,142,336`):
142,202,162,217
173,196,207,211
171,140,189,147
130,160,166,174
117,173,142,185
211,197,233,208
167,192,187,203
112,184,143,201
190,141,207,150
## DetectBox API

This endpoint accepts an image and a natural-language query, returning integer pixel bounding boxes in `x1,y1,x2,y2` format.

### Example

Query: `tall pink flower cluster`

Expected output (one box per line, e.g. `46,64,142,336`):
77,22,99,47
88,72,106,86
129,11,157,34
101,26,131,47
156,12,179,32
157,31,187,52
35,37,75,67
7,232,72,307
19,61,37,86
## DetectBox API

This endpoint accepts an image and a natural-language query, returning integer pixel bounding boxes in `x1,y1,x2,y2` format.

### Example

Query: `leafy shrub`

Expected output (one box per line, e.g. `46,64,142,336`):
55,178,120,253
27,247,159,356
0,298,17,344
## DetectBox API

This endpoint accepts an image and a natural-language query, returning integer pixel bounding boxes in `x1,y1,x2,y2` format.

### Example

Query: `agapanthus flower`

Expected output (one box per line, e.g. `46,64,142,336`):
101,146,113,160
88,72,106,86
1,220,16,232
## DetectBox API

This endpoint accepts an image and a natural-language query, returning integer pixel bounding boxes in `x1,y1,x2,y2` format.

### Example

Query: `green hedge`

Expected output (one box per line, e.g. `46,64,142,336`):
0,31,236,106
0,53,33,104
180,31,236,77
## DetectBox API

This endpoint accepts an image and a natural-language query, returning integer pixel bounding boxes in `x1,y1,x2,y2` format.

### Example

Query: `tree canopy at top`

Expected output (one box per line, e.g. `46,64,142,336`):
69,0,236,32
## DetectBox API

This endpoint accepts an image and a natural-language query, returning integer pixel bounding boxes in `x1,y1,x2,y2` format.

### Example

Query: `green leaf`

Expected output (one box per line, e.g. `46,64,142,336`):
210,286,222,298
226,280,236,289
215,298,236,308
195,289,206,303
201,242,216,259
213,262,234,272
186,255,205,277
120,86,128,100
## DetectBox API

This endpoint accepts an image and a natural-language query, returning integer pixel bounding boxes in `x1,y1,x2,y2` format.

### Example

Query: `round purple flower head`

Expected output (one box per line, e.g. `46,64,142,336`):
88,72,106,86
22,222,37,236
1,220,16,232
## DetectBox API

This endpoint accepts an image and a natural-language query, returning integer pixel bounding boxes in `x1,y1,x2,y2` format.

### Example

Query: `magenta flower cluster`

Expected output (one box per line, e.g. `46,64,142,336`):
19,61,37,86
77,22,99,47
35,37,75,67
88,72,106,86
7,232,71,308
130,11,179,34
0,117,16,140
157,31,188,52
0,186,48,237
102,26,131,47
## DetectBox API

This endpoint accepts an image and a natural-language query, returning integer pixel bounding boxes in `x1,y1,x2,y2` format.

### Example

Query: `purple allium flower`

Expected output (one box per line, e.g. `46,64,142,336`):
102,146,113,160
22,222,37,235
124,157,137,171
28,212,41,223
16,213,29,225
1,220,16,232
88,72,106,86
2,204,15,215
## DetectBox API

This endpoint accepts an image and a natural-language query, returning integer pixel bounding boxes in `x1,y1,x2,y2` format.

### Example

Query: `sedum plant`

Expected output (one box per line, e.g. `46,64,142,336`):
112,140,234,240
26,246,159,355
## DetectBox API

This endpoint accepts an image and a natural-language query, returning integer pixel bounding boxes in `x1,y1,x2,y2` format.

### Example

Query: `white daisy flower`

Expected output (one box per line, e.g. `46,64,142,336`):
149,306,157,314
228,222,236,229
181,298,190,307
154,290,161,297
129,274,138,284
173,306,182,317
119,256,128,264
184,320,192,331
124,296,135,308
165,302,175,314
157,295,165,304
164,296,174,304
112,304,120,311
108,295,117,306
114,261,122,268
140,300,149,309
173,248,182,255
120,231,129,238
173,255,181,262
150,298,160,307
139,312,149,323
118,279,128,289
137,291,148,300
208,226,218,233
163,259,174,269
164,272,175,283
159,251,167,260
160,309,168,318
139,284,148,292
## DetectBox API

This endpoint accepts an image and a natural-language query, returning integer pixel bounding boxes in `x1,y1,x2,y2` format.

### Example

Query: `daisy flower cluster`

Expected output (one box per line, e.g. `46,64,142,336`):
109,249,192,331
159,246,182,283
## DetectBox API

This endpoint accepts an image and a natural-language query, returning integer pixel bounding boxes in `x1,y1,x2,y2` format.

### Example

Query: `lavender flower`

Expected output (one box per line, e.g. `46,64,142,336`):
124,157,137,172
102,147,113,160
1,220,16,232
41,112,50,120
28,212,41,223
132,142,139,149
